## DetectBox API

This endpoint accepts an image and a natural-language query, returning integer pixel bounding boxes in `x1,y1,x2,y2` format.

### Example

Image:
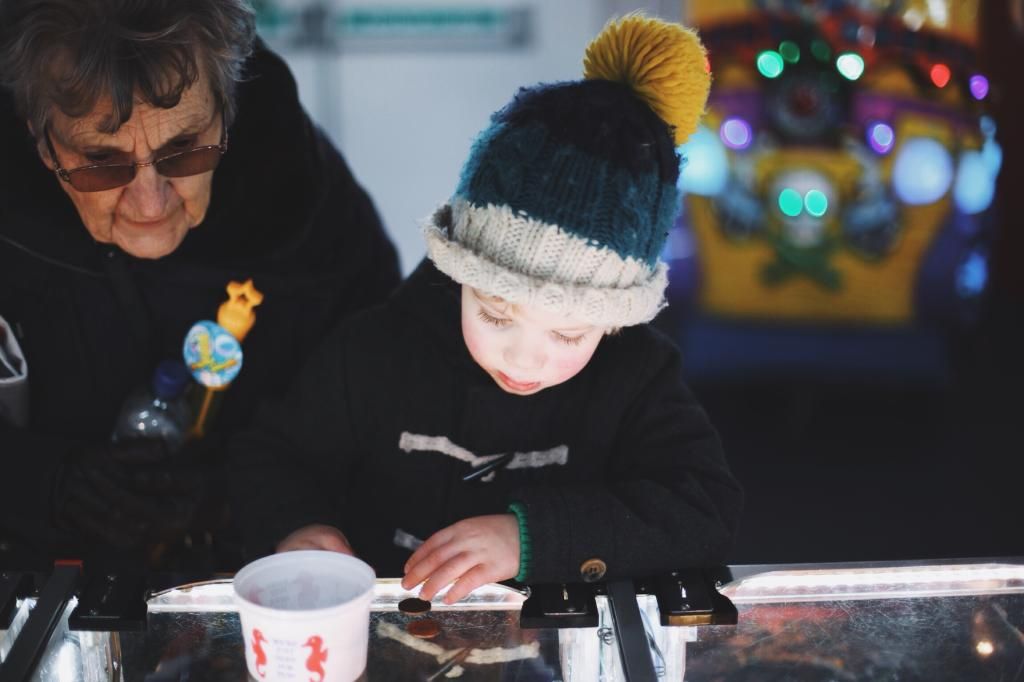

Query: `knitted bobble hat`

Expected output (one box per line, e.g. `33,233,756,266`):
424,15,710,327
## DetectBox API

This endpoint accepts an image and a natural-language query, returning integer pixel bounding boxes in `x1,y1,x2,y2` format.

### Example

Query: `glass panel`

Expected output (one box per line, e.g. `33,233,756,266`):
30,579,626,681
643,563,1024,681
27,563,1022,680
15,599,116,682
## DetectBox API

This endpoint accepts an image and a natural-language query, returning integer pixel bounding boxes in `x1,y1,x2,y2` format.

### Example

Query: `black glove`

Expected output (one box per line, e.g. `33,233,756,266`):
131,439,223,534
52,439,211,549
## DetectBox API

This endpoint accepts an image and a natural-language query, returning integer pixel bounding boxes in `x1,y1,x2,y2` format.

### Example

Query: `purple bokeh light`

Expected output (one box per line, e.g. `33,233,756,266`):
720,117,753,150
969,74,989,100
867,122,895,154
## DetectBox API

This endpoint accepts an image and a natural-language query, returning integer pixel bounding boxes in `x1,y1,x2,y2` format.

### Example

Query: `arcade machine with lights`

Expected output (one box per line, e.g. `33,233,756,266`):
667,0,1001,384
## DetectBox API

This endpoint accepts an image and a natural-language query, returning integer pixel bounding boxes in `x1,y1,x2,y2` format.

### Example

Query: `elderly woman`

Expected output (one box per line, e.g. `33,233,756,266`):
0,0,399,570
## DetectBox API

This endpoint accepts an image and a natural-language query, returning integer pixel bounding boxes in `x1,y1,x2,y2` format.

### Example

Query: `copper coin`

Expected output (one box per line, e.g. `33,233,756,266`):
398,597,431,614
407,617,441,639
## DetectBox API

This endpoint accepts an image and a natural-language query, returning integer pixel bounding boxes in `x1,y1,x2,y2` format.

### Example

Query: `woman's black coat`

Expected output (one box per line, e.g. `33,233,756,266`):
0,42,400,567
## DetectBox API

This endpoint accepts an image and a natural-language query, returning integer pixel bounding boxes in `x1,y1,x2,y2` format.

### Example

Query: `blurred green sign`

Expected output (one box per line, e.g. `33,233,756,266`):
256,3,532,51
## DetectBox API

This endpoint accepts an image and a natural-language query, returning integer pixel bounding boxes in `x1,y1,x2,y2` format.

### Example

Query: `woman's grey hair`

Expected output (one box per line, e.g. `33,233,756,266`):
0,0,256,134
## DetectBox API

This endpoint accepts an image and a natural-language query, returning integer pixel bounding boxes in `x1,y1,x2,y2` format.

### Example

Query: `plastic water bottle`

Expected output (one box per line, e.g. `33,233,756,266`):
112,359,193,452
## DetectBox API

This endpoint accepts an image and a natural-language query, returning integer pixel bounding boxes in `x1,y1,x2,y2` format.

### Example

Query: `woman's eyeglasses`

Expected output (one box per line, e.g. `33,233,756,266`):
43,114,228,193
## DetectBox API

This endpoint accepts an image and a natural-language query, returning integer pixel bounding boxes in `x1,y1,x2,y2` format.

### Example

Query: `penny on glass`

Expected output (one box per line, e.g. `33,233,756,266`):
407,618,441,639
398,597,431,615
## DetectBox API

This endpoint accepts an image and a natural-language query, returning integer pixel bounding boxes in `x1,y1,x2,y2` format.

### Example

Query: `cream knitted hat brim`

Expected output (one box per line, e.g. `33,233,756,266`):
424,198,668,328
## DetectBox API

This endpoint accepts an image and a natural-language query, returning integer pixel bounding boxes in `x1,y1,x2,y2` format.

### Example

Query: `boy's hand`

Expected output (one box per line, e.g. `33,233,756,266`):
402,514,519,604
276,524,355,555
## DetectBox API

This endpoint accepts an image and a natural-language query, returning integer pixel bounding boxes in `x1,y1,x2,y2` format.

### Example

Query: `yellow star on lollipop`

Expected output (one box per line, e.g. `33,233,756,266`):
218,279,264,342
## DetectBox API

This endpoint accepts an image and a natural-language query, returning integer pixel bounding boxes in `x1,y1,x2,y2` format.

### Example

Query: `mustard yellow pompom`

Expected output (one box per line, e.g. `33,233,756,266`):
583,14,710,146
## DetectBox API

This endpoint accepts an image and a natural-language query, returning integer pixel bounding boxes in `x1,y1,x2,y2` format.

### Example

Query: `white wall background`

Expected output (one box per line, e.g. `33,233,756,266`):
274,0,682,273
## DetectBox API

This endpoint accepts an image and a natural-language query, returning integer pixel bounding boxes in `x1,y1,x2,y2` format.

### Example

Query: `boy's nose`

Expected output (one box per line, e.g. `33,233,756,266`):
504,342,545,372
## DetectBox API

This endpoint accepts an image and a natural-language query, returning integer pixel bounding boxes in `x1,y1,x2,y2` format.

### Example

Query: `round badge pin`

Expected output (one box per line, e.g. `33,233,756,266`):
183,320,243,388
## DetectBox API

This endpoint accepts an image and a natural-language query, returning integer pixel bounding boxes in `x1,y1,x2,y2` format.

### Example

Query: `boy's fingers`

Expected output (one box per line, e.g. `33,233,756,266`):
404,548,448,591
443,564,491,604
404,526,454,572
418,553,473,601
404,539,463,590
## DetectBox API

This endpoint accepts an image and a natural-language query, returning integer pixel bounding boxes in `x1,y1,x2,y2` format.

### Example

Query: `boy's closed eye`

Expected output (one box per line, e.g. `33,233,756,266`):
476,308,590,346
552,331,587,346
476,309,511,328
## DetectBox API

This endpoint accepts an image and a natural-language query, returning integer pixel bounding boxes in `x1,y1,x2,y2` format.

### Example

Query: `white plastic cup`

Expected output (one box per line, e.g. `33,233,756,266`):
233,551,376,681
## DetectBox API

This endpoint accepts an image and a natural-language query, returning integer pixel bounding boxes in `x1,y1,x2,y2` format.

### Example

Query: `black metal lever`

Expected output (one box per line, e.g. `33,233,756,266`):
606,579,659,682
0,561,80,682
520,582,598,628
651,568,737,626
0,570,32,630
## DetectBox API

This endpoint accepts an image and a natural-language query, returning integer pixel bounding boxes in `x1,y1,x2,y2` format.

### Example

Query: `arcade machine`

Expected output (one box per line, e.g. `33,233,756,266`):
667,0,1000,385
3,559,1024,680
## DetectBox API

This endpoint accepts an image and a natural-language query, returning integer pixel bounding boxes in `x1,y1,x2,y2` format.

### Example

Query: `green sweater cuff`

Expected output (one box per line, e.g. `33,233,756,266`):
507,502,532,583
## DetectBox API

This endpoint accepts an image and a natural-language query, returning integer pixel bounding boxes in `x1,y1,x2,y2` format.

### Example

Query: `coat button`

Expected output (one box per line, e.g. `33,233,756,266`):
580,558,607,582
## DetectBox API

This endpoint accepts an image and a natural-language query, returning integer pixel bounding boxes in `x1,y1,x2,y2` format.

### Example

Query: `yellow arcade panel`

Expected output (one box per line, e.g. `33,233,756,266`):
672,0,997,327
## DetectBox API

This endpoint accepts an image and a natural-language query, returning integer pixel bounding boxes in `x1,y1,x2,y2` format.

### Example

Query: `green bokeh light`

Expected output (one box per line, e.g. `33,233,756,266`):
836,52,865,81
779,40,801,63
757,50,785,79
810,39,831,62
804,190,829,217
778,188,803,217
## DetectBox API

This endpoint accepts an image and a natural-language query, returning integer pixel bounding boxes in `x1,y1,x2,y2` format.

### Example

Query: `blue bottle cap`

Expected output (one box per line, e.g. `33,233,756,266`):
153,359,192,400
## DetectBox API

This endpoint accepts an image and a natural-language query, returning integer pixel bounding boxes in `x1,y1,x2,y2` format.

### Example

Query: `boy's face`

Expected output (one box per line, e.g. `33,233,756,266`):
461,286,605,396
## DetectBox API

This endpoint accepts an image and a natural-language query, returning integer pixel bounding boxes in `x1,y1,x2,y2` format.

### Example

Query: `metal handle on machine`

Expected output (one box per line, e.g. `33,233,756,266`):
0,571,32,630
0,562,79,682
606,579,659,682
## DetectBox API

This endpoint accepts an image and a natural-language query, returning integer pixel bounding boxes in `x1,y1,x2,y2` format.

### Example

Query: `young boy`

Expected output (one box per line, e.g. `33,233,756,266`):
230,15,743,603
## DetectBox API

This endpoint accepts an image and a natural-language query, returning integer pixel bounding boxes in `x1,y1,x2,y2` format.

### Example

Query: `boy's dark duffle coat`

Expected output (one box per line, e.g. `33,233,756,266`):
231,260,743,584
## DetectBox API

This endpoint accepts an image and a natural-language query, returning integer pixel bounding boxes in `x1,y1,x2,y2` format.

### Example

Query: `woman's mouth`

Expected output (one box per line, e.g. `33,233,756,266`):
119,216,167,229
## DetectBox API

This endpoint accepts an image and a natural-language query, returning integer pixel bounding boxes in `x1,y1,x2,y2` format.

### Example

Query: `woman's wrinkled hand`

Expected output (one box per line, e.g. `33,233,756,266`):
276,524,355,555
401,514,520,604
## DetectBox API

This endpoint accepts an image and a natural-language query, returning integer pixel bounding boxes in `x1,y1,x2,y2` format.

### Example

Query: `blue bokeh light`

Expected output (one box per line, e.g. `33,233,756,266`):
953,150,996,215
982,137,1003,177
956,251,988,298
980,115,996,137
892,137,953,205
678,126,729,197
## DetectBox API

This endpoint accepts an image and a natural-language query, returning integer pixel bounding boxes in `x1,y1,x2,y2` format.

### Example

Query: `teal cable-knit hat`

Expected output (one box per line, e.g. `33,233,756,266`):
423,15,710,327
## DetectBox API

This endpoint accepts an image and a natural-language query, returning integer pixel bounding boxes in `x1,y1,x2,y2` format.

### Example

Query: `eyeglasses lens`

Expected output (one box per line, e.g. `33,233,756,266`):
66,147,223,192
156,147,224,178
67,165,135,192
